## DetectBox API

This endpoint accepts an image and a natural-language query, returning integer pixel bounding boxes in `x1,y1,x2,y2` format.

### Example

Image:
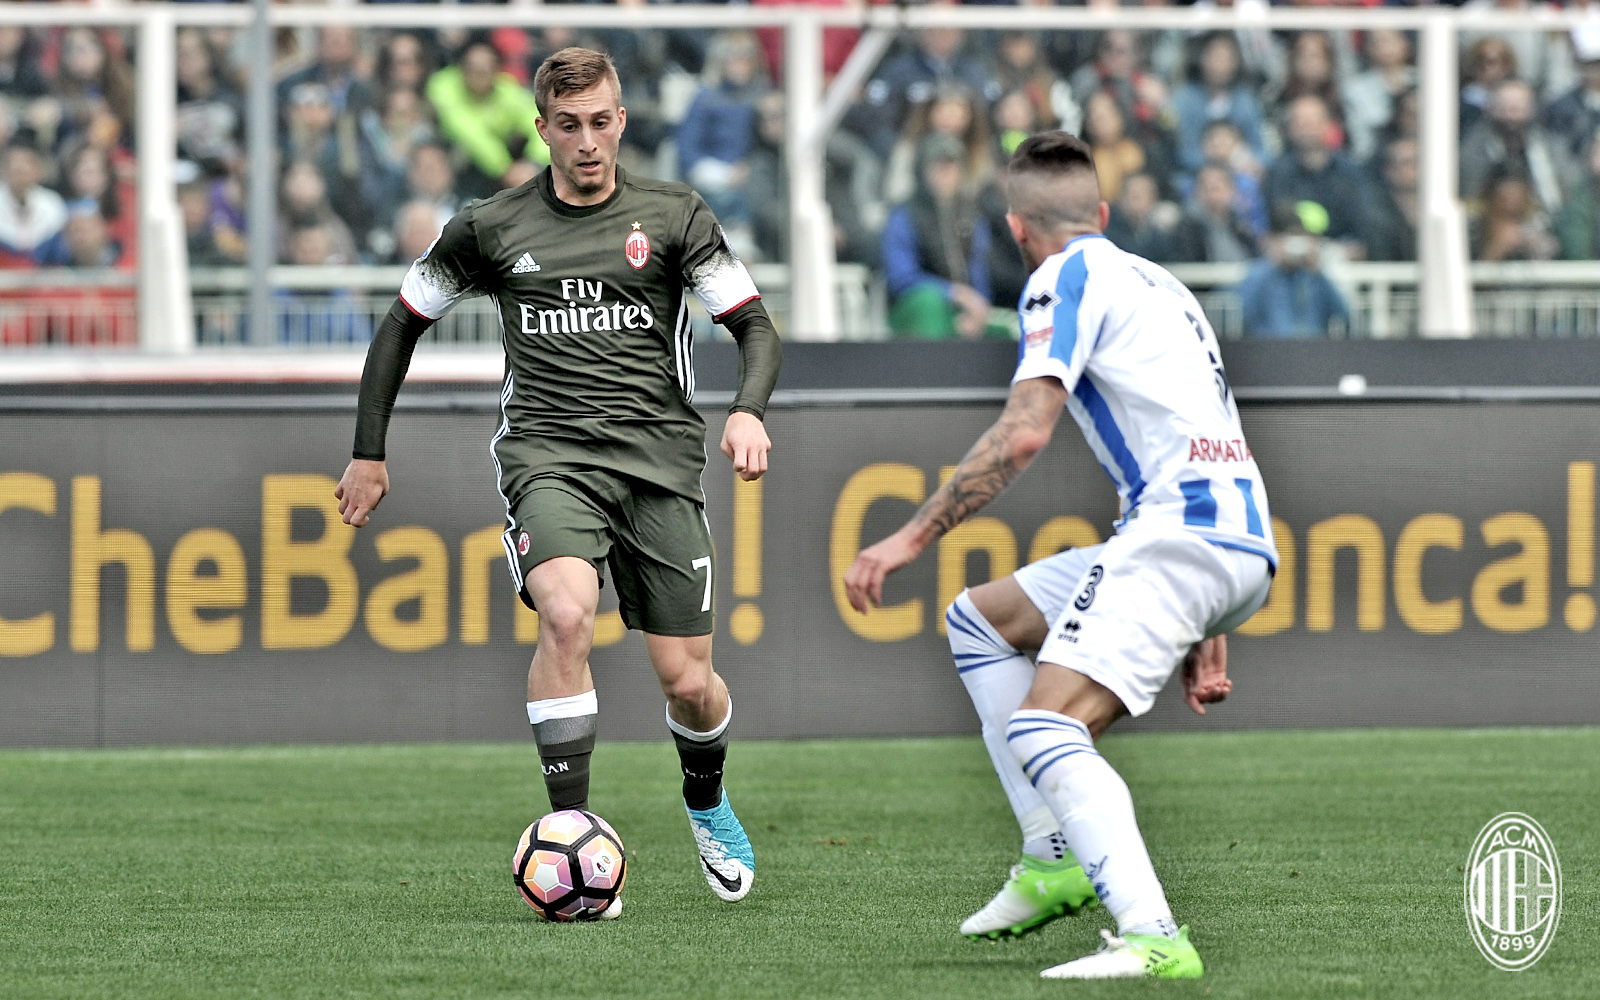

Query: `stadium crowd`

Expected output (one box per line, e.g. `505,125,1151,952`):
4,5,1600,339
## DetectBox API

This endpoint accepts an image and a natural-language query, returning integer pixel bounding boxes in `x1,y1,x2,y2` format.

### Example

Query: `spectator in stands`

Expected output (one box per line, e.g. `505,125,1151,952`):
856,6,1000,161
885,84,993,205
176,27,244,176
57,140,135,268
393,199,444,266
36,199,120,268
404,142,463,235
1265,94,1368,247
1083,90,1147,204
746,92,789,264
1461,38,1517,134
993,31,1072,135
178,177,232,268
1363,137,1420,262
1238,201,1349,338
281,81,371,241
1174,32,1266,176
1342,29,1416,164
1104,172,1175,262
427,40,547,201
277,222,373,345
677,31,769,237
1193,119,1266,235
376,32,435,97
1272,32,1345,137
1472,169,1558,261
1557,131,1600,257
883,134,992,340
278,27,372,124
1460,79,1575,216
1461,0,1575,101
52,28,135,153
1071,30,1178,184
278,158,360,266
1172,164,1258,263
992,90,1040,161
0,142,66,267
1543,40,1600,157
360,88,438,240
0,26,48,100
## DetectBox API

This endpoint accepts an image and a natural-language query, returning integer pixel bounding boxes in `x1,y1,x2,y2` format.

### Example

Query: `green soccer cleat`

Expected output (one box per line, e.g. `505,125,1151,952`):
1039,925,1205,979
960,856,1099,940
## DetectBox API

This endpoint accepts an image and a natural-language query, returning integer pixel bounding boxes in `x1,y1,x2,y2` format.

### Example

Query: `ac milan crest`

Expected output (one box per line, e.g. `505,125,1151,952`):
625,222,650,269
518,531,531,556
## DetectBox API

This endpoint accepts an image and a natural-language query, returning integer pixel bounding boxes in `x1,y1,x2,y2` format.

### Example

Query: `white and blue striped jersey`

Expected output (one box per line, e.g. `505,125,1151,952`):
1014,234,1277,569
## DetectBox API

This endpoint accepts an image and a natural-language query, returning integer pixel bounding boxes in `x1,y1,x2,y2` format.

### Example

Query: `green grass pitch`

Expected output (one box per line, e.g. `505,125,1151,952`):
1,729,1594,999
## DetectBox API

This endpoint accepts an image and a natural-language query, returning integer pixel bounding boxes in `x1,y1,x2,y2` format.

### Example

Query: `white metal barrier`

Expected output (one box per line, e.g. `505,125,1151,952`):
4,4,1600,348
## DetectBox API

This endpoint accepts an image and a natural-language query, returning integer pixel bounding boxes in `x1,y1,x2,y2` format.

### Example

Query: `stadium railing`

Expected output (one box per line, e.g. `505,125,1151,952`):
4,4,1600,353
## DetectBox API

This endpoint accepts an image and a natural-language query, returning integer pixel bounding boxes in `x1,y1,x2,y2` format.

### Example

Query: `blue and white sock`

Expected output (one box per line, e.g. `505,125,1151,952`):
946,591,1065,860
1006,709,1177,938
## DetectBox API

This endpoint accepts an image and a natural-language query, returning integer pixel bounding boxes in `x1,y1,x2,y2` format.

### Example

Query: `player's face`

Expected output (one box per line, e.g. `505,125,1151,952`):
538,82,627,203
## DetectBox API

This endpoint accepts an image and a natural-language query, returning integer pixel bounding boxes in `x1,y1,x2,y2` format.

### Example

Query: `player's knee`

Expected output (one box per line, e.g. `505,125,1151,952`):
946,590,1004,654
663,670,712,709
535,598,594,648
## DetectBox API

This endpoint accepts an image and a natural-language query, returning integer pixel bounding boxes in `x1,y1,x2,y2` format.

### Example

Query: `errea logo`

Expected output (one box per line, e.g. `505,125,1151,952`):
1465,812,1561,971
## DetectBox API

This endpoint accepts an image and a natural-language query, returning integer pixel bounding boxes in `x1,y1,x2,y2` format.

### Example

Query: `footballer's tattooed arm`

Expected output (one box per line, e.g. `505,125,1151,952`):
911,377,1069,539
844,376,1068,612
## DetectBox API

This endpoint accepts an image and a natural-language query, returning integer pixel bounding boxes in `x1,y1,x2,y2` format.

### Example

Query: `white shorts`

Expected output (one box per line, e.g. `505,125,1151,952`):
1013,530,1272,717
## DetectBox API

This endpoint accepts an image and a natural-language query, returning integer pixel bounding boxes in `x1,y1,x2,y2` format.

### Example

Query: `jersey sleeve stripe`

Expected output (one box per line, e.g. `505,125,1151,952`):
711,294,759,322
397,293,430,321
1048,251,1090,372
1073,376,1147,507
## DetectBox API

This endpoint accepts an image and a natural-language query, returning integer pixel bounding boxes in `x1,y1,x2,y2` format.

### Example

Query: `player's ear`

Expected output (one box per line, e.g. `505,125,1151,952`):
535,115,549,145
1098,201,1110,232
1005,212,1026,248
616,105,627,135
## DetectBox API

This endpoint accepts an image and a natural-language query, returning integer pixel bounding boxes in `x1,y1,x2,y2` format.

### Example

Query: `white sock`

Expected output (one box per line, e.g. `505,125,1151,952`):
945,592,1065,854
1006,709,1176,938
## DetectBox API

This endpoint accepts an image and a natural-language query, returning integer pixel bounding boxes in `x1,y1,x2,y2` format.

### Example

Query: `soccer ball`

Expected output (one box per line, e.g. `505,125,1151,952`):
513,809,628,921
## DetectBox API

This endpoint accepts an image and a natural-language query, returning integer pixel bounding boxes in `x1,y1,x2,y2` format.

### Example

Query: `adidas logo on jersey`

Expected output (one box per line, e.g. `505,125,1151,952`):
512,253,541,274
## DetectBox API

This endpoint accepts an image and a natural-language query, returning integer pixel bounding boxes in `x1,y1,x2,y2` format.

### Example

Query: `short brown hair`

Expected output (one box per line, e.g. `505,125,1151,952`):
1006,131,1102,229
1007,131,1096,179
533,47,621,114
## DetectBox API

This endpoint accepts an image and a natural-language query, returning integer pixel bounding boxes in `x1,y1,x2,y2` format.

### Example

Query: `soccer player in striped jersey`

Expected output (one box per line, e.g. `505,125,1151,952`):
846,132,1276,979
336,47,781,908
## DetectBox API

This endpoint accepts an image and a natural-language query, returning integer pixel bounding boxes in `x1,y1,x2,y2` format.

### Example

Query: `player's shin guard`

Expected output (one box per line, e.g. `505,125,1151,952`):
529,691,598,812
1006,710,1177,938
946,592,1064,855
667,700,730,811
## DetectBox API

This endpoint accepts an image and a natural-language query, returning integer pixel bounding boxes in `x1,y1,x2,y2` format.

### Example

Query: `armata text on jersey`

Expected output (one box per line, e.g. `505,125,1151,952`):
396,167,760,505
1015,234,1278,570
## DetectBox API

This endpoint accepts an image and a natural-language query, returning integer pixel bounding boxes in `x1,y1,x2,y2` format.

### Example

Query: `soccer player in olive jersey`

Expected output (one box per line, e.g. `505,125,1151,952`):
335,48,780,909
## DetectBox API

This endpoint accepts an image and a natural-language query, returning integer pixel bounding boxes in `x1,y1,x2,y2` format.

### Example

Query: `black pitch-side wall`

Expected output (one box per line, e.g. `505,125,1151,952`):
1,399,1597,746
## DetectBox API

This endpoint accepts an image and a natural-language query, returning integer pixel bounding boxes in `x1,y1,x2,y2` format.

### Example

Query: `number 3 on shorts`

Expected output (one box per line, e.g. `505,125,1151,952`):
692,556,712,613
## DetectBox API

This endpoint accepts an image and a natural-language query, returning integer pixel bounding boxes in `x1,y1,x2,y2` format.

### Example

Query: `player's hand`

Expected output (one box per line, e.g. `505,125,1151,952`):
844,528,924,614
1181,635,1231,715
721,411,771,482
335,458,389,527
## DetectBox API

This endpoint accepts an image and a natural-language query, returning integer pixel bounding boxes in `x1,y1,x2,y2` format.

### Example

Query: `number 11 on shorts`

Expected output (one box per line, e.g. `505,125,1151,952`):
692,556,712,612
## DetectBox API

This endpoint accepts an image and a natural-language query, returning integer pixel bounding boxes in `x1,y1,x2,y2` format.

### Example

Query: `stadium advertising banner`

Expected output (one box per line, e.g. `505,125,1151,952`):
1,400,1596,746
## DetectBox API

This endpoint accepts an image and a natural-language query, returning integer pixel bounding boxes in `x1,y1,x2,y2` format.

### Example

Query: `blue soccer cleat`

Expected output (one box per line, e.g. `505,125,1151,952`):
685,792,754,901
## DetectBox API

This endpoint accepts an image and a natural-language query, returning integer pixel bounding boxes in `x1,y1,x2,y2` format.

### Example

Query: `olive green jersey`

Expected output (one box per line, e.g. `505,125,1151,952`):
399,167,761,505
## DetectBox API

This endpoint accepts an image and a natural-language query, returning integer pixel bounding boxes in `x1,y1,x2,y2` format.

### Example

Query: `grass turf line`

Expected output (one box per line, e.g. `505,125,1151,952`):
0,729,1593,1000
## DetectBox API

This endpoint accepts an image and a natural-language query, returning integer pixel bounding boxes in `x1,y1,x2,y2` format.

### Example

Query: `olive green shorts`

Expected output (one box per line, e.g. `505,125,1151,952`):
505,471,715,637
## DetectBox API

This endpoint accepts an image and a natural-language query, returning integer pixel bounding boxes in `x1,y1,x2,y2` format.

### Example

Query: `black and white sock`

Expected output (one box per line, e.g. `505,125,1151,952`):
666,700,731,811
528,691,598,812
